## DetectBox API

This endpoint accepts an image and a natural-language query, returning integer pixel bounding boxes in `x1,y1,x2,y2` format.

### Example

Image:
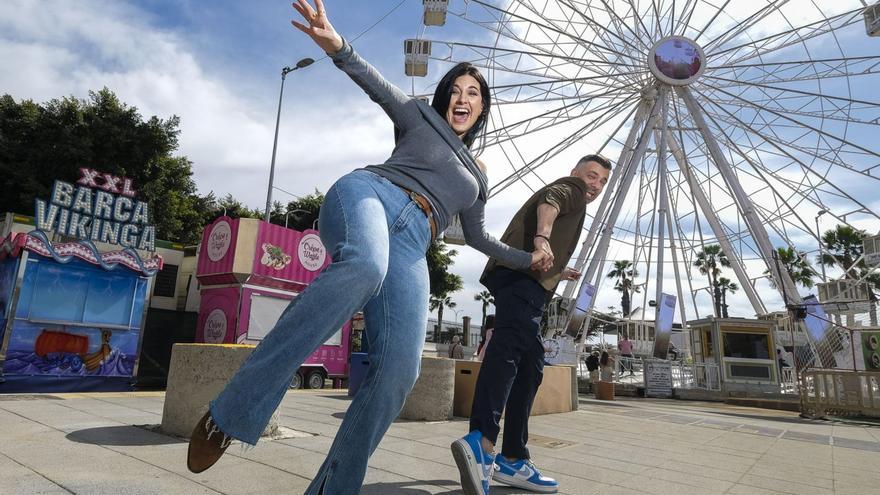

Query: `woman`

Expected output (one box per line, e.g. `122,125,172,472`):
186,1,550,493
599,350,613,382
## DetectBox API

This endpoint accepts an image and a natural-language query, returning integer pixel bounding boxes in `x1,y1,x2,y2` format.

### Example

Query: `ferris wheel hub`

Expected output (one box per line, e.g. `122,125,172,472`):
648,36,707,86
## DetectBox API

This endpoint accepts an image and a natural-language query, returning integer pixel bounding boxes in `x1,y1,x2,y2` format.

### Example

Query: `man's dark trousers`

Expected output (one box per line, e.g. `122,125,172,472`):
470,267,548,460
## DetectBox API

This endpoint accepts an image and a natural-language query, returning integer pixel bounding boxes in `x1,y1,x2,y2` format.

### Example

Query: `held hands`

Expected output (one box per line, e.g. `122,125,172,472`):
530,250,551,272
533,236,554,270
530,236,554,272
291,0,343,54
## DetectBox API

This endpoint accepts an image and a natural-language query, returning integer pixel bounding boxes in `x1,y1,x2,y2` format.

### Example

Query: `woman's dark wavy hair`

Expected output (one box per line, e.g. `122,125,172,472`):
431,62,491,149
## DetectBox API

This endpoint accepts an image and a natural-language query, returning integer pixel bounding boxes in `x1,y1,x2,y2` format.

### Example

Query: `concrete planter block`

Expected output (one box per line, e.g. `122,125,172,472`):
160,343,280,438
399,356,455,421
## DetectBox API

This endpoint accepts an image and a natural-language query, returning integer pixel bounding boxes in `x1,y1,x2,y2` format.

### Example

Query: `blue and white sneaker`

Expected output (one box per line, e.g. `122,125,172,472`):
451,430,494,495
493,457,558,493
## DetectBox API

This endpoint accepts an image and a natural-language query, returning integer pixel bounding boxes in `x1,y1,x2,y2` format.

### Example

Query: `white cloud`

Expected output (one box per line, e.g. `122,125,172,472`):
2,0,875,329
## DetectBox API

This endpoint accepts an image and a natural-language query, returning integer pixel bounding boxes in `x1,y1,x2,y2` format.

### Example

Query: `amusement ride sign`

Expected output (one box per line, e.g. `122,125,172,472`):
33,168,157,251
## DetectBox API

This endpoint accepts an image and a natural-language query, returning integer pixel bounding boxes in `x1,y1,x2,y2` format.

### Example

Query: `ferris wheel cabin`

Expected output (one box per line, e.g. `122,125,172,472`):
404,39,431,77
423,0,449,27
865,2,880,36
864,234,880,266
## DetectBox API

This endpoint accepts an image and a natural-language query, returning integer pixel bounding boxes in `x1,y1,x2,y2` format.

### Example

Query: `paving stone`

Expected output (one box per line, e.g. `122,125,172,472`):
781,430,831,445
831,436,880,451
1,391,878,494
735,424,784,437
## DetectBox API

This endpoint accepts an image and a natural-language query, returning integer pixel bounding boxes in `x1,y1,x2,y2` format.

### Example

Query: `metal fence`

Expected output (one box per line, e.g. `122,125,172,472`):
575,354,720,391
800,369,880,418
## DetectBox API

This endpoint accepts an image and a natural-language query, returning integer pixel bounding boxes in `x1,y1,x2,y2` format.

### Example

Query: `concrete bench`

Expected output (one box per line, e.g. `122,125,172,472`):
161,343,280,438
452,360,578,417
399,356,455,421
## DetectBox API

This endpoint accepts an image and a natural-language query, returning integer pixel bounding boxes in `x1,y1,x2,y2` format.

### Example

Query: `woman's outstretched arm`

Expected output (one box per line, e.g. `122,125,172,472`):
291,0,420,129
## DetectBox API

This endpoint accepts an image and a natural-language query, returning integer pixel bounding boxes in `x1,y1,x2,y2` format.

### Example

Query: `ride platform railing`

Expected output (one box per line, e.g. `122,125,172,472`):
799,369,880,418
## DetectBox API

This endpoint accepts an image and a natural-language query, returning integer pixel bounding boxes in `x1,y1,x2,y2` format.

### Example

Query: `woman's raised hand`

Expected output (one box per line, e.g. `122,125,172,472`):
291,0,343,54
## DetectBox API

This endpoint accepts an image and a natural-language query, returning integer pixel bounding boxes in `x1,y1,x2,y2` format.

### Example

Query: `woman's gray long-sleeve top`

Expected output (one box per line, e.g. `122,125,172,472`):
330,40,531,270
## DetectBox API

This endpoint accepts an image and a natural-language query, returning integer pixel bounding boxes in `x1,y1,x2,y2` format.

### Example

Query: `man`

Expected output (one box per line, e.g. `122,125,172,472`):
451,154,612,495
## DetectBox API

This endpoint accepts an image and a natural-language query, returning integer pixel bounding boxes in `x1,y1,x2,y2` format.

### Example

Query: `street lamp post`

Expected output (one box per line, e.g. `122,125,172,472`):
815,209,827,281
264,57,315,222
449,308,464,344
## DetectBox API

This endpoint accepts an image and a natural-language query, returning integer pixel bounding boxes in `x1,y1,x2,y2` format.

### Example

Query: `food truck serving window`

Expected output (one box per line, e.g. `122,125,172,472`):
722,331,771,359
247,293,342,345
17,258,145,328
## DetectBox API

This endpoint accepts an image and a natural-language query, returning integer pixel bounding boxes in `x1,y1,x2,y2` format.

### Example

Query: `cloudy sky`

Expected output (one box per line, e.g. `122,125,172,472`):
2,0,877,330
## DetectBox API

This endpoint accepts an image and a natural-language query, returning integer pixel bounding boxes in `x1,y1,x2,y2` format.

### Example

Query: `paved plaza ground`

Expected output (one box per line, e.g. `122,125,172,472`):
1,390,878,494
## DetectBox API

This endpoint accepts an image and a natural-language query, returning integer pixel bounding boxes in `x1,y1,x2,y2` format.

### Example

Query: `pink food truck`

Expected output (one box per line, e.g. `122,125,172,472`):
195,216,356,389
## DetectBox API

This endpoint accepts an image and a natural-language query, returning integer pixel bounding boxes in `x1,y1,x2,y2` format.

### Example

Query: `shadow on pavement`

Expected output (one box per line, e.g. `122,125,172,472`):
362,480,535,494
66,425,184,446
708,410,820,426
361,479,461,494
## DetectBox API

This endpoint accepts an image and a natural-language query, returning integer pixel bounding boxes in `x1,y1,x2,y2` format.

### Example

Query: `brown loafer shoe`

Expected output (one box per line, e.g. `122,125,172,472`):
187,411,232,473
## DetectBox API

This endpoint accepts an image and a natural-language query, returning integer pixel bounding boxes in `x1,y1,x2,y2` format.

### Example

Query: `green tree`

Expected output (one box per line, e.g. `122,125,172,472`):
765,246,815,290
271,190,324,231
717,277,739,318
607,259,639,316
0,89,206,244
694,244,730,317
426,239,463,299
474,290,494,330
818,225,880,324
429,295,457,343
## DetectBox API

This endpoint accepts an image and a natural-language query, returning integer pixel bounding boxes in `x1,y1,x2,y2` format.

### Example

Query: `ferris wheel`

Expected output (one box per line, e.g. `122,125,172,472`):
406,0,880,329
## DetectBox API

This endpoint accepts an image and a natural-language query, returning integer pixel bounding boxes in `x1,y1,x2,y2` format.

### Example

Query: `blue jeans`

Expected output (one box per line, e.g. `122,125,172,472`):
210,170,431,494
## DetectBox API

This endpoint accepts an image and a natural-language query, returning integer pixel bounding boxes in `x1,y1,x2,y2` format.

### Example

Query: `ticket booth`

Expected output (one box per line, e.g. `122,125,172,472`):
689,317,779,388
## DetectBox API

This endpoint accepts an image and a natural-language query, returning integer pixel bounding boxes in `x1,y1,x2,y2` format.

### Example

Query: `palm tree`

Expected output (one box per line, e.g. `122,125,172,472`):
429,295,456,343
818,225,880,325
818,225,868,280
765,246,816,290
474,290,494,330
607,260,639,316
694,244,730,317
717,277,739,318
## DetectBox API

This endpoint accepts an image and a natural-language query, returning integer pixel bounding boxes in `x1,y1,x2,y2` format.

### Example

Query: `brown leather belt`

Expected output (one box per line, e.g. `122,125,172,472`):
400,187,437,241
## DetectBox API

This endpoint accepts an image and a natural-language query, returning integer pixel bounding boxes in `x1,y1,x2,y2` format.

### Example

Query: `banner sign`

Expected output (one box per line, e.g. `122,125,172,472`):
565,281,596,337
800,295,839,368
653,293,676,359
33,168,156,251
643,359,673,398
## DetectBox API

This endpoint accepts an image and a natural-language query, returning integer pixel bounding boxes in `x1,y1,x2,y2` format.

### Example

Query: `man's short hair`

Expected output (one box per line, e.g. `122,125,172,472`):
576,154,612,171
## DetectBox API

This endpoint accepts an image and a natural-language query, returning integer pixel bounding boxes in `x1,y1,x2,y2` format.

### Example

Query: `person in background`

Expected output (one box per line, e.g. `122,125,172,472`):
599,350,613,382
777,348,790,368
586,350,600,392
476,314,495,361
618,334,634,375
450,335,465,359
667,341,679,361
